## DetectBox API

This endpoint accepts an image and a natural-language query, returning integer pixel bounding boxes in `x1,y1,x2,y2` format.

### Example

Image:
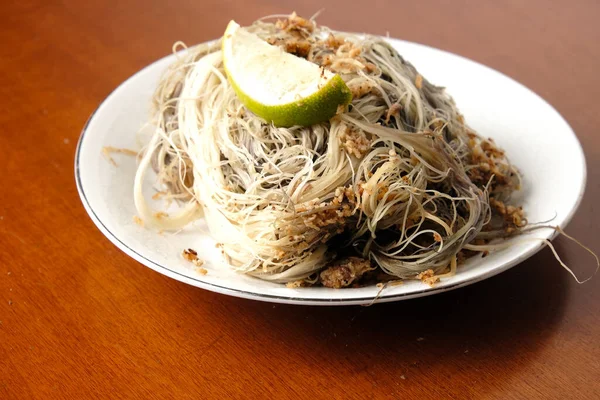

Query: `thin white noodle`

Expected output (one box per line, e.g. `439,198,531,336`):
134,17,527,283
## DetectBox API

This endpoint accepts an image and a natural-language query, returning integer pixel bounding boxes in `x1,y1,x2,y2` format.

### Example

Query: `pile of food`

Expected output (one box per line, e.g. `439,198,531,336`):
133,14,525,288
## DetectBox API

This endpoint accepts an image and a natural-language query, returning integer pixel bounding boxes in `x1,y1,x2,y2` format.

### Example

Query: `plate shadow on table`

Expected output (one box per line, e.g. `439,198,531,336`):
198,241,573,386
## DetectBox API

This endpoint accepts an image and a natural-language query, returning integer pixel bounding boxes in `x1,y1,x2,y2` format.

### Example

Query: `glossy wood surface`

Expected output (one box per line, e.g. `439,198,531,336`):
1,1,599,398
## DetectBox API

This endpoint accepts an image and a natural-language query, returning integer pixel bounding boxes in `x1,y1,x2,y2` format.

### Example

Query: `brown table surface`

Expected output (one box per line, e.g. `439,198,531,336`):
2,1,600,398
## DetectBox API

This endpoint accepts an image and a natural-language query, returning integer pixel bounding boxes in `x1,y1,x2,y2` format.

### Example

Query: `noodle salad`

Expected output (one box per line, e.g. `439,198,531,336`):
133,14,530,288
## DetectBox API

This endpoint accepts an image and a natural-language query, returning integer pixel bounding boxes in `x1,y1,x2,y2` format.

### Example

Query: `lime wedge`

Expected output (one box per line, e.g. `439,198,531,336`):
222,21,352,127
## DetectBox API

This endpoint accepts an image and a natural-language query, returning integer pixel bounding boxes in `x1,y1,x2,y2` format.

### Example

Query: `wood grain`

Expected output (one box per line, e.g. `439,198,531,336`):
1,1,599,398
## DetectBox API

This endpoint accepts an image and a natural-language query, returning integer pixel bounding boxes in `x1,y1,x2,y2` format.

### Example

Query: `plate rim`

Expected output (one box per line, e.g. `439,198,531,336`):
74,37,587,305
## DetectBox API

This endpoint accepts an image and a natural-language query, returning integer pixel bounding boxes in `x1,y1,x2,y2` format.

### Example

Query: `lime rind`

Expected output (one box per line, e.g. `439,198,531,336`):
228,74,352,127
222,21,353,127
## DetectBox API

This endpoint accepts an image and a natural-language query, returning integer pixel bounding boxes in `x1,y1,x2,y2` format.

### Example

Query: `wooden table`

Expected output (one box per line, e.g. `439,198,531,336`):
2,1,599,398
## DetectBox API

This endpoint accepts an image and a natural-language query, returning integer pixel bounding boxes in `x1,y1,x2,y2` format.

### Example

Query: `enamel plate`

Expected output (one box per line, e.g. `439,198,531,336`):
75,37,586,305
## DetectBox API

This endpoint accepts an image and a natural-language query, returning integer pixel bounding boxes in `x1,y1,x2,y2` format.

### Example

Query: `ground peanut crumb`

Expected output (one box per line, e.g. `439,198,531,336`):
416,269,440,287
321,257,372,288
182,248,204,267
275,12,315,37
339,123,371,158
286,280,306,288
192,259,204,267
348,81,374,99
415,74,423,89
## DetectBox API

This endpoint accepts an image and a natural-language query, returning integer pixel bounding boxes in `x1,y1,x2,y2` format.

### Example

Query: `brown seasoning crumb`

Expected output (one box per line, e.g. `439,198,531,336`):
416,269,440,287
182,248,205,267
415,74,423,89
320,257,373,288
286,280,307,288
339,123,371,158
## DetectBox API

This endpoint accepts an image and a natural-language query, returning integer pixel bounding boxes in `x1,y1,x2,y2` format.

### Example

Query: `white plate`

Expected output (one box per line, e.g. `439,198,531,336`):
75,37,586,305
